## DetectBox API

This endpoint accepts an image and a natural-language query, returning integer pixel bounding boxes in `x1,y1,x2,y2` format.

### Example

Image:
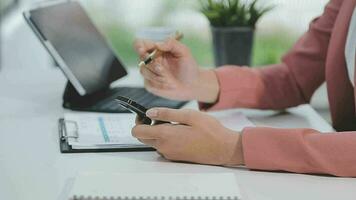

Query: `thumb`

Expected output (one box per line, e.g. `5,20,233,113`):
146,108,199,125
133,39,156,59
156,38,187,57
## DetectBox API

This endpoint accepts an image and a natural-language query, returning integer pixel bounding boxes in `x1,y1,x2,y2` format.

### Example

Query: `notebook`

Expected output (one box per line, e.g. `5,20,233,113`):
59,110,254,153
68,172,242,200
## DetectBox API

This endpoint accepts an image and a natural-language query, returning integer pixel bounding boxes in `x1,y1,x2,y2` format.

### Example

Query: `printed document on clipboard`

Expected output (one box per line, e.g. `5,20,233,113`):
58,110,254,153
58,113,151,153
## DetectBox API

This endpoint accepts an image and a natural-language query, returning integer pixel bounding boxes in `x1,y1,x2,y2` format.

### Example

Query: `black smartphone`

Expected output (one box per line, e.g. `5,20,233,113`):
115,96,166,125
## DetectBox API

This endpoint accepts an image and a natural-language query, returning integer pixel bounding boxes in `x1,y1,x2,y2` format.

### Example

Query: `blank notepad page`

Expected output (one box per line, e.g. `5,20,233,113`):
68,172,242,199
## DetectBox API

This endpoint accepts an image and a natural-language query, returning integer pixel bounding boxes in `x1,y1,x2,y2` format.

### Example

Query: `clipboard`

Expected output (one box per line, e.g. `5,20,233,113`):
58,119,155,153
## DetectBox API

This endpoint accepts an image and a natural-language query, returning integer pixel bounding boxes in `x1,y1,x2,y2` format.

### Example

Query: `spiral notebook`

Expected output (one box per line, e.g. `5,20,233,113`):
68,172,242,200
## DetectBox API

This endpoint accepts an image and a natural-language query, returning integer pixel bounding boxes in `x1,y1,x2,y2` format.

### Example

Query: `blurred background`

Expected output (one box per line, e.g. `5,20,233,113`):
1,0,329,67
0,0,330,120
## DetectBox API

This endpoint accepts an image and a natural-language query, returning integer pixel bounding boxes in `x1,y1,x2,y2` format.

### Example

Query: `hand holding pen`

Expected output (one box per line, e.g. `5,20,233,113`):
133,31,219,103
138,31,184,68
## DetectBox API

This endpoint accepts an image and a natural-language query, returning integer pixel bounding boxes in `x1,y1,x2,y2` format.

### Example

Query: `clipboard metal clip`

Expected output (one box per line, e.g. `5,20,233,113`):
58,118,79,141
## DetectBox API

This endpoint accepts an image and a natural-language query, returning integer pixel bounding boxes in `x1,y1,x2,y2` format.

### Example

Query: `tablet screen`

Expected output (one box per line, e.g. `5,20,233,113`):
28,1,127,95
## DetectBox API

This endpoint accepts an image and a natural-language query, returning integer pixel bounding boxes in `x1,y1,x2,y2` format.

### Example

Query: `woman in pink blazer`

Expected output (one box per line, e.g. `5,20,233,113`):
132,0,356,177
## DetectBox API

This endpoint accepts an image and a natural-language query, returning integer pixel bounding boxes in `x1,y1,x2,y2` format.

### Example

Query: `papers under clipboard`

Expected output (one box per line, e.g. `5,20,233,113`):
58,113,154,153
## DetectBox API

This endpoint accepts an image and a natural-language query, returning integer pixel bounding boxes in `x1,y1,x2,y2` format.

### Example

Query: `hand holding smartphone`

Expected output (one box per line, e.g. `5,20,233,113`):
115,96,167,125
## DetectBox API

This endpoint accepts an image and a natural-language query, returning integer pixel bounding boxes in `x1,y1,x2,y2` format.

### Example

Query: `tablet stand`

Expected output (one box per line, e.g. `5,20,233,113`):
62,82,102,110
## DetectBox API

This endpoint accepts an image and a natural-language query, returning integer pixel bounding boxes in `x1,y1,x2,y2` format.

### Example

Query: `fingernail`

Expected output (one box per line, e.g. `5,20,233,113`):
146,109,158,118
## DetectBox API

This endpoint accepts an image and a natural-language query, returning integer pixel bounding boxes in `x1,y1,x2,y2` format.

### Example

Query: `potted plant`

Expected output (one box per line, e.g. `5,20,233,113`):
201,0,273,66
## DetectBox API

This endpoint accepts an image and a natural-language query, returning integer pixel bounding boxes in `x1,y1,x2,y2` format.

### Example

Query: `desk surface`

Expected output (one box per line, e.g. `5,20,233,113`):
0,67,355,200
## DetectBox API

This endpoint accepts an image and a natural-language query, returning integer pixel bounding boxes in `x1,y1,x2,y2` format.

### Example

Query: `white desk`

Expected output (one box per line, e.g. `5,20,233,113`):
0,66,355,200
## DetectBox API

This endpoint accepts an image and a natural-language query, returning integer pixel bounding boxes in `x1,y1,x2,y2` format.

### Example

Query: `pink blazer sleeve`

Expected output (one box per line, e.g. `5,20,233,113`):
200,0,340,111
243,128,356,177
200,0,356,177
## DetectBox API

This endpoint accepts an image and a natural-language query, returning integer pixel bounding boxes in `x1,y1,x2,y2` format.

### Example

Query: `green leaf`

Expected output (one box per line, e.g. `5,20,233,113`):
200,0,273,27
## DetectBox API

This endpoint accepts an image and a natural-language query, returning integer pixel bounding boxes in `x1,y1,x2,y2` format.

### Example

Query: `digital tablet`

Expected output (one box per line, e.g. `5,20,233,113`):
23,1,127,96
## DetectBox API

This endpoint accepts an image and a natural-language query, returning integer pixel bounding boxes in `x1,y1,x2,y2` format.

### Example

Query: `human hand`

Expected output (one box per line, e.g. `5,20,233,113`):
133,39,219,103
132,108,244,166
